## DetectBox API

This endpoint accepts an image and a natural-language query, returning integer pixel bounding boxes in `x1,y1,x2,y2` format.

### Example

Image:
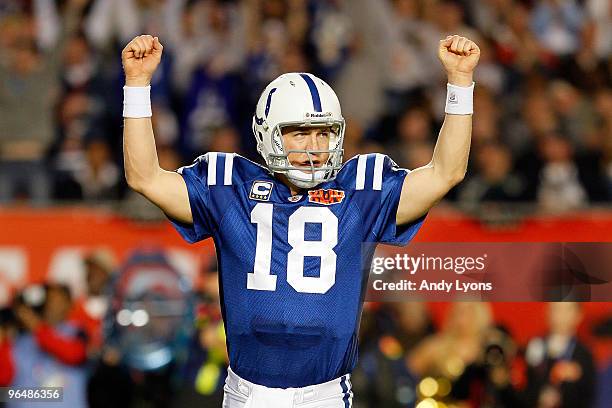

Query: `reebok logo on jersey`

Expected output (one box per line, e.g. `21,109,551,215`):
250,181,273,201
287,195,302,203
308,189,345,205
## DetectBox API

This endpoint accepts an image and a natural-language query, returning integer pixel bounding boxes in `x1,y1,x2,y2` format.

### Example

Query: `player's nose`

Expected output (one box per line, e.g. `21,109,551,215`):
305,131,324,152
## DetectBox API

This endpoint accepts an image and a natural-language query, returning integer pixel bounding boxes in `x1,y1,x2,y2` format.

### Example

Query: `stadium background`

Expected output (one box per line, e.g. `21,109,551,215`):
0,0,610,407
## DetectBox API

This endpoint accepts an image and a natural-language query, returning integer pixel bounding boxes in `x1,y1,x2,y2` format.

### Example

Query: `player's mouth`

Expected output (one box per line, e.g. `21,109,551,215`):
295,159,323,171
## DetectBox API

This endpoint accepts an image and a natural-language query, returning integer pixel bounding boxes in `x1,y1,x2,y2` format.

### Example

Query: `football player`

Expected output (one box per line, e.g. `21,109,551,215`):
122,34,480,407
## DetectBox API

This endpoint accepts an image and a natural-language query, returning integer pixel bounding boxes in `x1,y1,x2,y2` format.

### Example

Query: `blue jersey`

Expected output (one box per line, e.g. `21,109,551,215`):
170,152,425,388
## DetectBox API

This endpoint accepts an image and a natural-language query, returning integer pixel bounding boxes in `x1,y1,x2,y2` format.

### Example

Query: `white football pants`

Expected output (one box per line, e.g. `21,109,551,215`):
222,367,353,408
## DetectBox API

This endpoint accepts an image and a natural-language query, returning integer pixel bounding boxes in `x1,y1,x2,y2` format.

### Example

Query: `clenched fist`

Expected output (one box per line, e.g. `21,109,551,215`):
122,35,164,87
438,35,480,87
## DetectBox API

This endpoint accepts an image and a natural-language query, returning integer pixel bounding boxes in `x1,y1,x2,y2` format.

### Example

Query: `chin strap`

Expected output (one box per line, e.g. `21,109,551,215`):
287,169,326,189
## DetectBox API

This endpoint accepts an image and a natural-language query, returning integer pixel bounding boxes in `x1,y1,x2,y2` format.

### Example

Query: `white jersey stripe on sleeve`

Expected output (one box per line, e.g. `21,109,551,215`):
207,152,217,185
355,154,367,190
224,153,234,185
373,153,384,191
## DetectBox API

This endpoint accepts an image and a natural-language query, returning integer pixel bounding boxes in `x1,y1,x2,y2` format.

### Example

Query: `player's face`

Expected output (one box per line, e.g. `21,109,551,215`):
281,126,332,172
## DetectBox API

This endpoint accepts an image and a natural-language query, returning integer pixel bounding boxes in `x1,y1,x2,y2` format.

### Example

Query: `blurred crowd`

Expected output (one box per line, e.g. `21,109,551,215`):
1,248,611,408
0,0,609,213
354,301,612,408
0,249,229,408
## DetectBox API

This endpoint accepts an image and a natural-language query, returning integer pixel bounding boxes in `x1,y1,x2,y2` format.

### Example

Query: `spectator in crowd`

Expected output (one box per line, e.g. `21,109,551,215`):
375,0,442,115
341,117,382,161
468,37,505,96
530,0,585,57
0,284,88,408
472,86,501,147
389,105,435,168
174,263,227,407
430,0,480,41
151,102,181,147
307,0,353,81
208,125,242,155
536,133,588,213
408,303,494,402
51,89,96,193
458,141,526,206
0,0,93,204
244,0,308,91
0,14,55,203
563,23,606,92
170,0,245,94
76,138,122,201
522,88,560,140
181,67,243,157
84,0,183,51
352,303,434,408
53,135,122,202
330,0,386,127
467,0,513,39
548,80,598,150
399,105,433,144
585,0,611,60
403,141,435,171
492,1,548,75
59,32,110,98
512,90,558,196
524,302,597,408
451,326,523,407
70,248,116,354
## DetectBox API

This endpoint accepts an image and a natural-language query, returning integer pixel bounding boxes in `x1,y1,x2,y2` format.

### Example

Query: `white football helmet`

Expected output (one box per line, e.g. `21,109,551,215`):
252,72,345,189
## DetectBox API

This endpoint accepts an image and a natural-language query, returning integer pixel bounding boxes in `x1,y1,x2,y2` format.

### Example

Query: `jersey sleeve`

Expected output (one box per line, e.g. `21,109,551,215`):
354,154,426,246
168,153,226,243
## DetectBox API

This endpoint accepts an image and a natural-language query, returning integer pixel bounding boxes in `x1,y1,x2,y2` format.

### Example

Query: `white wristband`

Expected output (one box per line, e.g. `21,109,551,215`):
445,82,475,115
123,86,152,118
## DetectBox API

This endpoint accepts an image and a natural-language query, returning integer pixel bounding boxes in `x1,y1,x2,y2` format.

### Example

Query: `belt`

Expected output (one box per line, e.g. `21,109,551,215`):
225,367,352,404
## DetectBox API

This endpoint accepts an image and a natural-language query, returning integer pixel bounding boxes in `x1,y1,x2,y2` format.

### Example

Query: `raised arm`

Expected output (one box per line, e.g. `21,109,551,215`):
396,35,480,225
122,35,192,223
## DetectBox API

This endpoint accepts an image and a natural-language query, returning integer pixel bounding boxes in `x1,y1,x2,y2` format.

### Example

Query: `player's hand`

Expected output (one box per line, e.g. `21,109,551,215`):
122,35,164,87
438,35,480,86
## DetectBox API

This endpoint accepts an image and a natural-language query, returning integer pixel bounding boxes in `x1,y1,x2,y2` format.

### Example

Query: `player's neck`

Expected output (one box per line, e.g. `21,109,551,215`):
276,174,303,196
